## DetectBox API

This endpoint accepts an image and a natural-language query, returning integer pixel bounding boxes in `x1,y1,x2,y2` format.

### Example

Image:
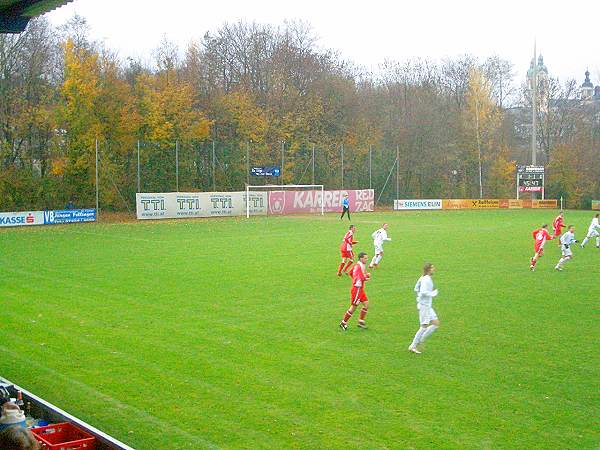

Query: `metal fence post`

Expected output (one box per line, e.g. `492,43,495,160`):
281,140,285,185
396,144,400,200
212,140,216,191
341,143,344,189
369,144,372,189
175,140,179,192
137,140,140,193
312,144,315,185
246,141,250,185
95,139,99,216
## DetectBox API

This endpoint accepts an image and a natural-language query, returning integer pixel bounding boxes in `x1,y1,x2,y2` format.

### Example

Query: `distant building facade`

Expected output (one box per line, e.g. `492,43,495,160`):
580,69,600,102
527,55,549,113
507,57,600,165
526,56,600,103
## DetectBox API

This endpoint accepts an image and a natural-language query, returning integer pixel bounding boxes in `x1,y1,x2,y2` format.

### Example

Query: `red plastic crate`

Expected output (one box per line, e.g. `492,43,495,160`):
32,422,96,450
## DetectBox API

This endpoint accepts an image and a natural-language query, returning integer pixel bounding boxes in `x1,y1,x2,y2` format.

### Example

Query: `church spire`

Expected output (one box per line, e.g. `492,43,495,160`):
581,69,594,99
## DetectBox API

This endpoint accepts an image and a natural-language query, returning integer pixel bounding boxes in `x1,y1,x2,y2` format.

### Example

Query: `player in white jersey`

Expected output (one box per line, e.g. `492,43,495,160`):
369,223,391,269
408,263,439,354
555,225,577,271
580,213,600,248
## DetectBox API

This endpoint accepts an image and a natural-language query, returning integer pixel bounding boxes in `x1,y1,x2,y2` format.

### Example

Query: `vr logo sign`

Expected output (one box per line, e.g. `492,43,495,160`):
44,211,55,223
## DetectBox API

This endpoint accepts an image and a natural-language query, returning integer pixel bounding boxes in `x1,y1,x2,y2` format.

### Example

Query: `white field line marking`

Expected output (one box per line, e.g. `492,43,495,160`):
2,286,332,431
0,342,221,450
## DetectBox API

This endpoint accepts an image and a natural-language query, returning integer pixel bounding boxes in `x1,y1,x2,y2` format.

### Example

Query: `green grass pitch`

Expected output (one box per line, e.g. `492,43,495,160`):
1,209,598,449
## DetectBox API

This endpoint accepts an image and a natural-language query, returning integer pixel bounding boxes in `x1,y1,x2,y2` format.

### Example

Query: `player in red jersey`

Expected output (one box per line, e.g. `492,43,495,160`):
339,252,371,330
337,224,358,276
552,211,565,243
530,224,554,271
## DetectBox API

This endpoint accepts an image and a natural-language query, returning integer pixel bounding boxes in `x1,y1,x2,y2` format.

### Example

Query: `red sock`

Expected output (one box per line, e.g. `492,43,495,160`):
337,262,345,275
531,258,537,267
343,261,353,273
343,310,353,322
359,308,367,321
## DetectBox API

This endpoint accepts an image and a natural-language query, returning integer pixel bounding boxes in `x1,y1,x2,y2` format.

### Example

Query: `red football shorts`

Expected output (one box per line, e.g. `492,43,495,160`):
341,250,354,259
350,286,368,305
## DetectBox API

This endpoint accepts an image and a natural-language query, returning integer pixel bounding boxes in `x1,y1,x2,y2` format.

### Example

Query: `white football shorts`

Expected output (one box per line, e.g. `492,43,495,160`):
374,244,384,255
586,229,599,238
561,246,573,257
417,303,438,325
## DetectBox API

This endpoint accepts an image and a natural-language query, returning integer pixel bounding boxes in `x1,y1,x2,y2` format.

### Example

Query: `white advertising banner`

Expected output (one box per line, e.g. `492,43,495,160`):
204,192,267,217
136,192,267,220
0,211,45,227
0,209,96,228
268,189,374,214
394,199,443,210
136,189,375,220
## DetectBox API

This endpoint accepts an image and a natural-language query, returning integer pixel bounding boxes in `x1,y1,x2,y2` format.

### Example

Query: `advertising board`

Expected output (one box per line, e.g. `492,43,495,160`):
440,199,556,210
532,199,558,209
469,199,500,209
136,192,267,219
0,211,44,227
394,199,442,210
267,189,374,215
0,209,96,227
442,199,471,209
43,209,96,224
251,166,280,177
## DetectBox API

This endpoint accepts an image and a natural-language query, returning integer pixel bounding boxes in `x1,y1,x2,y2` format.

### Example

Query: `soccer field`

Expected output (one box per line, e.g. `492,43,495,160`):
1,210,598,449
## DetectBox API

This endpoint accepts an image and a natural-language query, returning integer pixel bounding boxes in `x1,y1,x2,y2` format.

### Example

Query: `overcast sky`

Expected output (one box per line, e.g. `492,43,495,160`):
46,0,598,85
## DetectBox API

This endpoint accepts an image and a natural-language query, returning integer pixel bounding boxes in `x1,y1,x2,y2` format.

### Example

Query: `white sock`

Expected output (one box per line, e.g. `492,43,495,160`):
420,324,438,342
375,254,382,264
582,237,589,247
596,237,599,247
370,256,377,266
556,258,565,267
410,327,427,348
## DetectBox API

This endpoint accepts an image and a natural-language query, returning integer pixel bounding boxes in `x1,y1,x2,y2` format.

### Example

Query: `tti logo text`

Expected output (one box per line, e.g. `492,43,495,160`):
141,199,165,211
177,198,200,210
210,197,233,209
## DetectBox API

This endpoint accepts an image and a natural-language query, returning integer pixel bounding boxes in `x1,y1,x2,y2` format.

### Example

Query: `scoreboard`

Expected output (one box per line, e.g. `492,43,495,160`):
516,165,544,198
